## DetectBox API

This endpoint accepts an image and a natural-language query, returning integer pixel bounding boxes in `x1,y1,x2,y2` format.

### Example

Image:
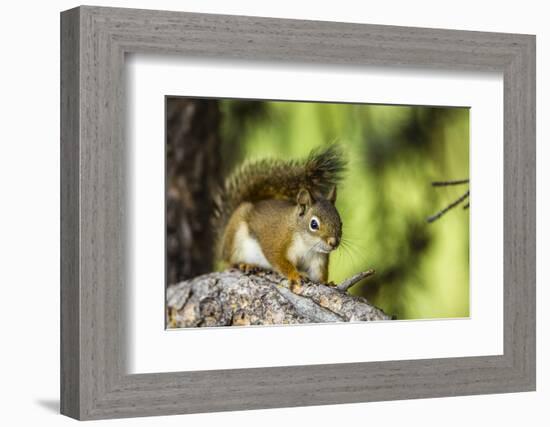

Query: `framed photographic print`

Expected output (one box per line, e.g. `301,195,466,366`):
61,5,536,420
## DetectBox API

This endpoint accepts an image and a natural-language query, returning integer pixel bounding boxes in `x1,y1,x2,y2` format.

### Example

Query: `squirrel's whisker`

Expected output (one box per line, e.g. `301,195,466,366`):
341,237,369,255
338,239,369,267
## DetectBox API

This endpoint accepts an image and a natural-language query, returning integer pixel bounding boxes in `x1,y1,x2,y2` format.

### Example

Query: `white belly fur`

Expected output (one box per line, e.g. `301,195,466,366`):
304,254,325,282
232,223,272,269
287,234,326,282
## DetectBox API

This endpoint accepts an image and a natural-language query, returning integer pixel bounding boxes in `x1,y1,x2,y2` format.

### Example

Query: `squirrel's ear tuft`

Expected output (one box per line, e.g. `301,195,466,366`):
297,188,312,214
327,186,337,204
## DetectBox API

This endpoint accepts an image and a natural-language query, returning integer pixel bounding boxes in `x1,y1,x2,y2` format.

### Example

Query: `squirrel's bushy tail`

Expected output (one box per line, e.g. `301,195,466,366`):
213,144,347,236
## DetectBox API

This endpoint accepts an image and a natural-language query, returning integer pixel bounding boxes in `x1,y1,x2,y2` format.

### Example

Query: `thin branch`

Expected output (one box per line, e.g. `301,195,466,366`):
337,269,376,292
431,179,470,187
427,190,469,223
463,202,470,210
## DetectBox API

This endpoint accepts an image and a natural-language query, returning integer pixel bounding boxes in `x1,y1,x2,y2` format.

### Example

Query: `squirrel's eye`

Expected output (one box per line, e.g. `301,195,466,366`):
309,217,320,231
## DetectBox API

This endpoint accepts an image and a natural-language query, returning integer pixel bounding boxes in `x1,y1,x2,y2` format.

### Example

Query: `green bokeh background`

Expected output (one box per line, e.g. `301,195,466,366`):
219,100,470,320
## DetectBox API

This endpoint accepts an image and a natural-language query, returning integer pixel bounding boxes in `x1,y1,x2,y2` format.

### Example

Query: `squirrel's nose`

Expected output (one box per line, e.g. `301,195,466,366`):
327,237,339,248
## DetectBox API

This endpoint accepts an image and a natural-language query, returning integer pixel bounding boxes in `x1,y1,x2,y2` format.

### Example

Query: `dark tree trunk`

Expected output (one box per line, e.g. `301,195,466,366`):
166,98,222,285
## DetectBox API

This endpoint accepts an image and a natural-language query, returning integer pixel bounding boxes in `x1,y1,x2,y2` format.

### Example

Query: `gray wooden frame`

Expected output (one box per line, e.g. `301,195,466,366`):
60,5,536,420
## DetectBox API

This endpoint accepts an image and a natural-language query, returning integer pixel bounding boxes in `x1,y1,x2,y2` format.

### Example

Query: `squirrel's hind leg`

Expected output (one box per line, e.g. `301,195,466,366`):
223,204,272,272
233,263,262,274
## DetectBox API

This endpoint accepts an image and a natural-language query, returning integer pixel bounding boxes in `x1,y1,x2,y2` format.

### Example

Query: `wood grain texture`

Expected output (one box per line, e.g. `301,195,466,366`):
60,5,536,420
60,7,80,419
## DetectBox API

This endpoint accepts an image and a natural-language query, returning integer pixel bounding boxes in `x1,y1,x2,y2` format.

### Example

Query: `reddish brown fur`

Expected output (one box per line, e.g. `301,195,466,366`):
214,146,346,286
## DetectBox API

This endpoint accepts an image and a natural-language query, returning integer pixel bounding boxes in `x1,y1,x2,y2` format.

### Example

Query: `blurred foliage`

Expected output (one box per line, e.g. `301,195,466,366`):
218,99,469,320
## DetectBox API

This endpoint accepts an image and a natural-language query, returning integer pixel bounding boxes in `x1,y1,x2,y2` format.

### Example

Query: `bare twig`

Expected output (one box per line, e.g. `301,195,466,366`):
427,190,470,223
337,269,376,292
432,179,470,187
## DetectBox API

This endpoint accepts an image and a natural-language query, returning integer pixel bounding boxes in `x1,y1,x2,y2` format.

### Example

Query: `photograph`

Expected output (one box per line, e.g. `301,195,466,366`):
165,97,470,327
51,3,537,422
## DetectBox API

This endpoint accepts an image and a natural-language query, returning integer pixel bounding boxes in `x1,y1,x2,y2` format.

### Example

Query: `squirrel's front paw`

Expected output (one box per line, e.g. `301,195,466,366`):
287,272,304,294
